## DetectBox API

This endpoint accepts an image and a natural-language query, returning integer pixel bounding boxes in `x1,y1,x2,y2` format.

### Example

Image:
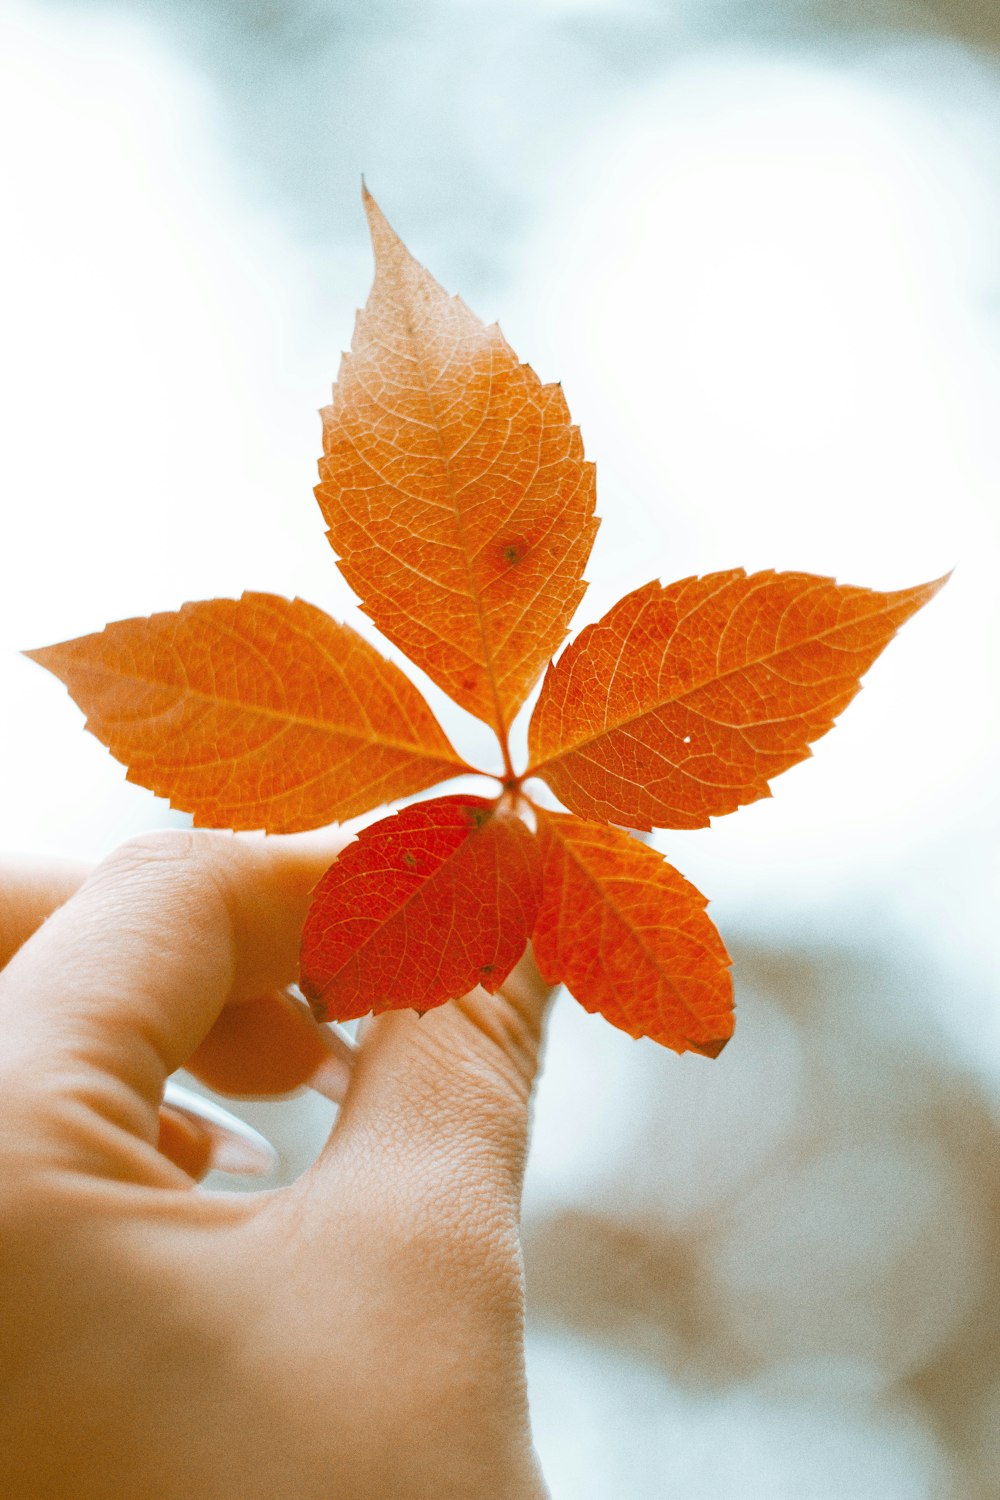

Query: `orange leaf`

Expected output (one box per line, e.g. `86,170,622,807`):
532,810,733,1055
26,593,468,833
315,188,598,739
300,795,542,1021
527,570,946,830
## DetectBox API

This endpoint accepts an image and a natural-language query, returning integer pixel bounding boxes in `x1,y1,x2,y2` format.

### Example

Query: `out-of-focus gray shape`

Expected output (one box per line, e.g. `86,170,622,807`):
669,0,1000,53
524,935,1000,1497
49,0,691,295
44,0,1000,326
816,0,1000,53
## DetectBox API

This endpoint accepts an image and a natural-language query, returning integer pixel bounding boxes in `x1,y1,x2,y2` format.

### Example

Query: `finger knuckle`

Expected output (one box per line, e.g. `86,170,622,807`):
102,829,213,874
95,831,242,923
89,831,240,978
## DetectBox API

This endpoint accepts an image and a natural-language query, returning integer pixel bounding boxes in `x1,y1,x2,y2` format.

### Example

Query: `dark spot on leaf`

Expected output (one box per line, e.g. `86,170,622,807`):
402,850,417,868
497,532,531,571
465,804,491,829
480,963,494,975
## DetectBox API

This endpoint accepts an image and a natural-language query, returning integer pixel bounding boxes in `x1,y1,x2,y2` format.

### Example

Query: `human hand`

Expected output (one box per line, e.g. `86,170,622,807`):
0,831,552,1499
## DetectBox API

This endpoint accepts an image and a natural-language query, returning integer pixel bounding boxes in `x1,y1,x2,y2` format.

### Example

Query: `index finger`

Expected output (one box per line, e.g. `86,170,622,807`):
0,831,341,1147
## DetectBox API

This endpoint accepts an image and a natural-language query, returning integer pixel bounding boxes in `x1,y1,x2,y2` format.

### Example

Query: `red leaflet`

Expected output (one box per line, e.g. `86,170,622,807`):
532,810,733,1055
315,187,598,742
300,796,542,1021
527,570,947,830
29,191,946,1055
26,594,467,832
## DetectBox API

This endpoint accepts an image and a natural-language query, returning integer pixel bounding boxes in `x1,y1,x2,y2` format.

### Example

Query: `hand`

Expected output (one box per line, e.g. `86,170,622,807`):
0,831,552,1499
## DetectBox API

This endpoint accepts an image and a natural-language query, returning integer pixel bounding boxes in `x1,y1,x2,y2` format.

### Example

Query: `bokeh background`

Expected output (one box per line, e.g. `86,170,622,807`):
3,0,1000,1493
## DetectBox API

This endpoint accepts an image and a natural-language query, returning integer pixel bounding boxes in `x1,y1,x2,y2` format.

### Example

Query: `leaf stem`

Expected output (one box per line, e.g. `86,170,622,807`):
497,727,517,785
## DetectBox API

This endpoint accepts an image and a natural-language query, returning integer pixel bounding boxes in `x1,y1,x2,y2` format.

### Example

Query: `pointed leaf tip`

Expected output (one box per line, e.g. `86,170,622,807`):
689,1035,731,1060
361,186,407,268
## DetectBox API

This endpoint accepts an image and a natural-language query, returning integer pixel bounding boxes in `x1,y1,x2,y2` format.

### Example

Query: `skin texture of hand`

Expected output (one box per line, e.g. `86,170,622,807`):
0,832,552,1500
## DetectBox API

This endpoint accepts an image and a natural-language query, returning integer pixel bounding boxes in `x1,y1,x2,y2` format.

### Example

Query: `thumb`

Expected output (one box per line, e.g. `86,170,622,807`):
320,949,554,1207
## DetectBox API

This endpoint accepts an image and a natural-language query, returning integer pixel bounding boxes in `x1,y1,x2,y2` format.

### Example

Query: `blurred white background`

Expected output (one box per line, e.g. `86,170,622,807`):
2,0,1000,1493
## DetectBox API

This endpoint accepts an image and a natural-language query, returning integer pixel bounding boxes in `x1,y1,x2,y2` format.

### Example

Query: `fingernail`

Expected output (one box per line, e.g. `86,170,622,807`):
163,1080,279,1177
309,1050,353,1105
208,1126,279,1176
284,987,358,1104
320,1018,360,1063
